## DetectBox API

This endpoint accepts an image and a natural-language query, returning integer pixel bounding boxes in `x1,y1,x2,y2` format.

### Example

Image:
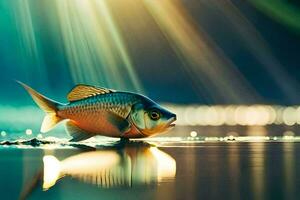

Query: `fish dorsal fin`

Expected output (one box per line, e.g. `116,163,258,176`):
67,84,115,102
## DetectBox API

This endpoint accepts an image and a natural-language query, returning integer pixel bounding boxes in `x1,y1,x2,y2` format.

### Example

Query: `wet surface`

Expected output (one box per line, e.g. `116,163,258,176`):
1,139,300,200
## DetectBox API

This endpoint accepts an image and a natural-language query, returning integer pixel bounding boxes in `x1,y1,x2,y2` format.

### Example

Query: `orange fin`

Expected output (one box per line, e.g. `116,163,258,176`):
67,84,115,102
41,114,63,133
17,81,63,133
66,121,93,142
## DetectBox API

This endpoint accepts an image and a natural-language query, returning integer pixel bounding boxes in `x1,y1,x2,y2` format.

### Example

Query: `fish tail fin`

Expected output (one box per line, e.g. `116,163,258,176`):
17,81,63,133
43,155,61,190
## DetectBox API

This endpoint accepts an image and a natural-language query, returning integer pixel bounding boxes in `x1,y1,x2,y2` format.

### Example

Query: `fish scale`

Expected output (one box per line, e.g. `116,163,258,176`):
19,82,176,141
56,93,139,138
60,92,136,119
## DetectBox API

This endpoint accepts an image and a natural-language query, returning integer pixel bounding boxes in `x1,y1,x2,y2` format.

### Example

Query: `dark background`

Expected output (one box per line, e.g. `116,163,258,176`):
0,0,299,105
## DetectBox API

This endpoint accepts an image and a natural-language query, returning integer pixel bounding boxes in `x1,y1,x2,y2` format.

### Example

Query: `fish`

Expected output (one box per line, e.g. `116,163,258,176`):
41,144,176,190
18,82,176,141
19,142,176,199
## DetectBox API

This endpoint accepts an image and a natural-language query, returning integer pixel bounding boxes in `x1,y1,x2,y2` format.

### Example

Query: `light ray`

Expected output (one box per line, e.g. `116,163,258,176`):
143,0,258,103
11,0,46,83
54,0,143,92
249,0,300,34
211,0,300,103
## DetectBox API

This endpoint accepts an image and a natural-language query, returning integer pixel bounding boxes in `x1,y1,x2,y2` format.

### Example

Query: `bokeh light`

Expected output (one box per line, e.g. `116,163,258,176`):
165,104,300,127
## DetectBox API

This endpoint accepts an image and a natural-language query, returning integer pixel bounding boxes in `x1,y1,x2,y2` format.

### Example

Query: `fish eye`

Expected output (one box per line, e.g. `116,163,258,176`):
149,110,161,120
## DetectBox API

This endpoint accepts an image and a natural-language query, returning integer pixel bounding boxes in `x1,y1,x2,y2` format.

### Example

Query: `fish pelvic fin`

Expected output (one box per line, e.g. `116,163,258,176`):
17,81,64,133
66,120,93,142
43,155,61,190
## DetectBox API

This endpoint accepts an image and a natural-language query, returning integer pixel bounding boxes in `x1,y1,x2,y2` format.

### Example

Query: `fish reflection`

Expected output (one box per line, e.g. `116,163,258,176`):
42,144,176,190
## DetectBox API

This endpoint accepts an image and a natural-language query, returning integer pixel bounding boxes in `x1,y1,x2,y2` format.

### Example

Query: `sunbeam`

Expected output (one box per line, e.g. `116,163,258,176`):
211,0,300,103
143,0,258,104
11,0,46,83
54,0,143,91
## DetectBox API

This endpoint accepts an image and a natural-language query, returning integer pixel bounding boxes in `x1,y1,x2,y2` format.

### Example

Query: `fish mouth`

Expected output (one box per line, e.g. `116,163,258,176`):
167,116,177,128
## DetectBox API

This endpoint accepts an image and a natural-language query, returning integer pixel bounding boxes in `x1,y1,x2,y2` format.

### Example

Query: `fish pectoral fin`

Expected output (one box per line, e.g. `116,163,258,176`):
67,84,116,102
107,112,131,134
66,121,93,142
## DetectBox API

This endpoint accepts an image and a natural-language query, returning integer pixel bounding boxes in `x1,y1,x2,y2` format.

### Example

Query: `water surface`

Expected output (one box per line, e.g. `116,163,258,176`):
1,138,300,200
